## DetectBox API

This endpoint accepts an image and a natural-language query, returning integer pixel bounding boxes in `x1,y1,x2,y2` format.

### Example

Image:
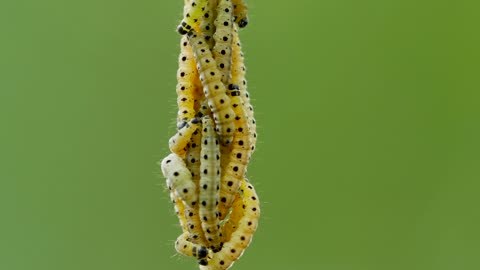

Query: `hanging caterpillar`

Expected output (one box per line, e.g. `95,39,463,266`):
188,31,236,145
231,24,257,153
199,179,260,270
177,0,209,35
176,35,200,124
213,0,234,85
199,116,222,251
199,0,218,49
169,117,201,156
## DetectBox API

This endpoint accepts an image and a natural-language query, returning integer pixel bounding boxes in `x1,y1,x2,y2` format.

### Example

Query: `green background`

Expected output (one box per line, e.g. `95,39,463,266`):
1,1,479,269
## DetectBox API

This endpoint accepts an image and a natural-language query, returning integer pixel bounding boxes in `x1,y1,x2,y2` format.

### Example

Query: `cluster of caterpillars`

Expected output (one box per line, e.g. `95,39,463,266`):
160,1,259,269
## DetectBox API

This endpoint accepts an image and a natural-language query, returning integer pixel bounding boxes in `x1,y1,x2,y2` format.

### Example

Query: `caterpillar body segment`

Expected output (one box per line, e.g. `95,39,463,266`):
213,0,234,85
231,24,257,153
175,232,213,260
199,0,218,49
161,153,198,207
199,179,260,270
220,192,243,242
168,117,201,156
186,126,203,181
232,0,249,28
199,116,222,251
177,0,209,35
188,31,235,145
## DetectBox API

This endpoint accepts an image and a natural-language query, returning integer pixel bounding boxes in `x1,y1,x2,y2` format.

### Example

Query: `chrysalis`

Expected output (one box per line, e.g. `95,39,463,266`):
177,0,209,35
199,116,222,251
232,0,248,28
199,179,260,270
188,31,236,145
213,0,234,85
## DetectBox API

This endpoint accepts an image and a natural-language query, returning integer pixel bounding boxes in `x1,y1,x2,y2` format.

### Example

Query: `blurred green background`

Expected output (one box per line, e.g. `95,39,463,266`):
1,0,479,269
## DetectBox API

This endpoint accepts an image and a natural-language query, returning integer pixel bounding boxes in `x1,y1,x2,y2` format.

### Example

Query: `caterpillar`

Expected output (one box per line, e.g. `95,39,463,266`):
175,232,213,260
177,0,209,35
176,35,200,124
231,24,257,153
199,179,260,270
168,117,201,157
213,0,234,85
218,133,251,220
184,125,209,245
199,116,222,251
232,0,248,28
187,31,236,145
160,153,198,208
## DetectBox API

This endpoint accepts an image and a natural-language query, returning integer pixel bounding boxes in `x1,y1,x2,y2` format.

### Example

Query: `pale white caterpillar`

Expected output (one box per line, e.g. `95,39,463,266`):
199,116,222,251
161,153,198,207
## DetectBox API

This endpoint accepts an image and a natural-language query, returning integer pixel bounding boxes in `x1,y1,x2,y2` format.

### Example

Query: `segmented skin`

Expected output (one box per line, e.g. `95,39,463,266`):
199,179,260,270
169,117,201,156
161,153,198,208
176,35,199,124
188,31,236,145
175,231,213,260
213,0,234,85
232,0,248,28
199,0,218,49
185,125,209,245
231,24,257,153
199,116,222,251
177,0,209,34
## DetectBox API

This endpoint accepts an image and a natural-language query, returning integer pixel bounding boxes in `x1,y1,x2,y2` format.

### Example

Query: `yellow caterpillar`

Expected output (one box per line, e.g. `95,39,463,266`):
168,117,201,157
175,232,213,260
199,116,222,251
213,0,234,85
188,31,236,145
231,24,257,153
176,35,200,124
177,0,209,35
199,179,260,269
